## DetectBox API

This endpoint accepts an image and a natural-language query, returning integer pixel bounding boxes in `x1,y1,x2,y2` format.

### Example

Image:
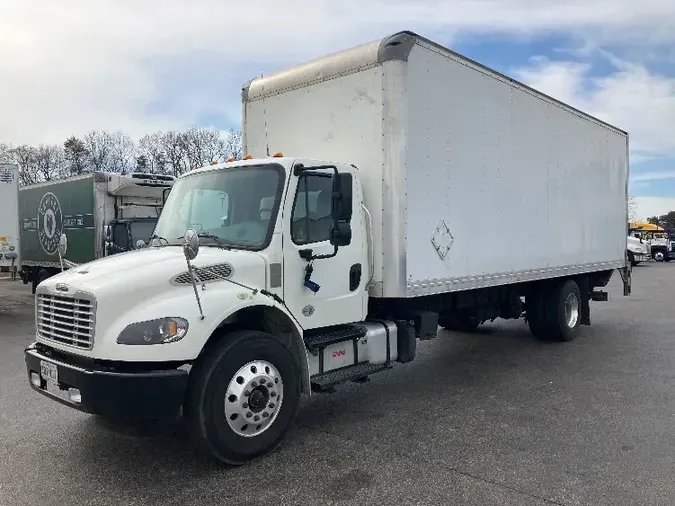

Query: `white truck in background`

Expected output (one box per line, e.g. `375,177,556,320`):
0,164,21,279
627,235,650,265
24,30,631,465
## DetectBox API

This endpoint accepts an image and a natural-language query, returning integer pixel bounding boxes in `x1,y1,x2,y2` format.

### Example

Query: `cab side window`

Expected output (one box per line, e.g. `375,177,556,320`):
113,223,128,249
291,174,333,245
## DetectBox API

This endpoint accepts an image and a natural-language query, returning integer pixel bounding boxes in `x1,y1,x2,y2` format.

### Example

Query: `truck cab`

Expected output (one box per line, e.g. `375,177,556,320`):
25,155,372,462
627,235,650,265
143,155,368,330
105,217,160,255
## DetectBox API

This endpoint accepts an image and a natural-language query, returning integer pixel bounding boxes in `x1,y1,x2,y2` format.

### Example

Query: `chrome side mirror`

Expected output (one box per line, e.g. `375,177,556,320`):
181,228,204,320
135,239,146,249
58,233,68,256
182,228,200,261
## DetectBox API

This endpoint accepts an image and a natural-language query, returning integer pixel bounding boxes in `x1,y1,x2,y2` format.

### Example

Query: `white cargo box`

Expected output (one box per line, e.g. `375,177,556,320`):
242,30,629,298
0,164,21,272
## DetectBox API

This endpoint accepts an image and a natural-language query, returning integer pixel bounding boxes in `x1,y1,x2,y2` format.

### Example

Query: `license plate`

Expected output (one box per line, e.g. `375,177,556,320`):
40,360,58,384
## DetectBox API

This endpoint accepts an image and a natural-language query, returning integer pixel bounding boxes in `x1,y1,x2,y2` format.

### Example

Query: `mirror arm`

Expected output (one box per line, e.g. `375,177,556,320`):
299,244,338,262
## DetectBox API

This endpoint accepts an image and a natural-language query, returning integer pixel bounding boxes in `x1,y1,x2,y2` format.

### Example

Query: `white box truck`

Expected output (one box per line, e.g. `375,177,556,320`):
0,163,21,279
24,31,631,465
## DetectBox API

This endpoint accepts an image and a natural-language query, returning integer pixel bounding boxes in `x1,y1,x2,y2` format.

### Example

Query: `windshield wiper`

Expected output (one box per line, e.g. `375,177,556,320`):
148,234,170,246
176,232,231,250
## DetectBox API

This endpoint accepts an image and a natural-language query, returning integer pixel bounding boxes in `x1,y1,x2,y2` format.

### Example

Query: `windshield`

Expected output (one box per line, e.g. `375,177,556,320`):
153,164,284,250
129,220,158,248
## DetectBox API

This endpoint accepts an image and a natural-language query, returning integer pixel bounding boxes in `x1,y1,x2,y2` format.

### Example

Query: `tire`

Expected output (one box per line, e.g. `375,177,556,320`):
183,330,301,465
653,250,665,262
32,268,52,294
527,279,581,342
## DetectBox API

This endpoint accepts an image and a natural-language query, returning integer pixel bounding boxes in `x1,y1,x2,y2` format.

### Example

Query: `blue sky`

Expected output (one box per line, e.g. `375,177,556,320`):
2,1,674,218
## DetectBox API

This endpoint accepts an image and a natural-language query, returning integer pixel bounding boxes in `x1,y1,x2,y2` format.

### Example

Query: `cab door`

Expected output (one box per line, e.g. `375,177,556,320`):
281,161,368,330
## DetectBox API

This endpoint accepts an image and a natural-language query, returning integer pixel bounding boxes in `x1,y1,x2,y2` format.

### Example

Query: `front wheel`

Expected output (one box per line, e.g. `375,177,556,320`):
184,330,301,465
653,250,665,262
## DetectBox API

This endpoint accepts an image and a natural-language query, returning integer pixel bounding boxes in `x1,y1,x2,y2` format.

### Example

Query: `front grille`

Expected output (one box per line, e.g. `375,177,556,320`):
36,293,95,349
172,263,233,285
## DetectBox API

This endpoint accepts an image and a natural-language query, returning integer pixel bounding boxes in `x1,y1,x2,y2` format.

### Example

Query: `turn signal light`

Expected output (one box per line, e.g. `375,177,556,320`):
243,154,253,160
225,156,235,162
272,152,283,157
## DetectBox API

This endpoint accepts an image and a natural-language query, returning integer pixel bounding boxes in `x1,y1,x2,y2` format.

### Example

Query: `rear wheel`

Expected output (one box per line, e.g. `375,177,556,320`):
184,330,301,465
527,279,581,342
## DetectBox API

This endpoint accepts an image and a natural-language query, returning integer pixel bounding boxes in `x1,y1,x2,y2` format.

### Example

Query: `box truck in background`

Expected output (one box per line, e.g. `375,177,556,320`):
19,171,175,291
25,30,631,465
0,163,21,279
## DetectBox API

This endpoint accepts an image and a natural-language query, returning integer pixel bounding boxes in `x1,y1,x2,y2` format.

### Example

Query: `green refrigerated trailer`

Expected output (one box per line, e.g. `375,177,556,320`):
19,171,175,291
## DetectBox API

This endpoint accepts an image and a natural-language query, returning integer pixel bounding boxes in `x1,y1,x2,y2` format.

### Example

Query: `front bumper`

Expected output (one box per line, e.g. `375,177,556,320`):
24,342,188,419
633,253,650,262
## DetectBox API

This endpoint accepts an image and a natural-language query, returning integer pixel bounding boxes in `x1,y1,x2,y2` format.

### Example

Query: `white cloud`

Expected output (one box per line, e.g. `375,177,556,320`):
512,55,675,161
632,171,675,182
635,196,675,220
1,0,675,145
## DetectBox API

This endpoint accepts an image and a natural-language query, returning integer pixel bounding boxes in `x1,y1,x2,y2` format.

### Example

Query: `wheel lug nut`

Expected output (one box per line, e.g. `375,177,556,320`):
263,412,269,418
267,382,273,388
242,403,248,409
271,392,277,397
269,403,275,409
246,412,252,418
254,415,260,421
244,390,250,397
251,381,257,387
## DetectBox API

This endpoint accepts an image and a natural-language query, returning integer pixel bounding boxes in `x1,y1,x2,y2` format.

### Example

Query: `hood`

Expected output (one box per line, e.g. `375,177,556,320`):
39,246,268,297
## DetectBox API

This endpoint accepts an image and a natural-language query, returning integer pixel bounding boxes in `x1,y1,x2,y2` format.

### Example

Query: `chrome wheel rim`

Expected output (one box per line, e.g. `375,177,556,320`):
564,292,580,328
224,360,284,438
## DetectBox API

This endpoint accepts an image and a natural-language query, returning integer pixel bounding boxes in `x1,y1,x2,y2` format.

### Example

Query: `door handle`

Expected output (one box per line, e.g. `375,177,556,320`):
349,263,362,291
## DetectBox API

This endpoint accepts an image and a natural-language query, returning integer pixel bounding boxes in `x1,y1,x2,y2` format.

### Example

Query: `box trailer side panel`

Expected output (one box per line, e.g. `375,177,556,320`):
20,175,96,266
243,30,629,299
243,44,387,291
0,164,21,272
403,41,629,296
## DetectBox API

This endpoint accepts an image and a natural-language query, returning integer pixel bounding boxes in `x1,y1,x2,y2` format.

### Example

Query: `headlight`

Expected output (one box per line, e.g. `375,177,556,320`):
117,317,189,345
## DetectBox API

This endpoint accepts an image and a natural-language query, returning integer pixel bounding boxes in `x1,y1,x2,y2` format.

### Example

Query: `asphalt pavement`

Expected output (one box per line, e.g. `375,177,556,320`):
1,264,674,506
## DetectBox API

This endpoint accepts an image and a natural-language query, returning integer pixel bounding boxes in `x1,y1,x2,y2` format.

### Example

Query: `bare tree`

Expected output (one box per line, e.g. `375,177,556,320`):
0,143,13,164
63,136,90,175
159,130,190,176
83,130,113,171
183,126,226,167
34,144,66,181
6,126,242,182
108,131,136,173
10,145,39,185
222,128,243,160
138,132,168,173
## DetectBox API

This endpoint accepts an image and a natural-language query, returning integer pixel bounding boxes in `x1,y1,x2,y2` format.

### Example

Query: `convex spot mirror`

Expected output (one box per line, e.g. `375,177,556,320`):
330,222,352,247
182,228,200,260
58,233,68,256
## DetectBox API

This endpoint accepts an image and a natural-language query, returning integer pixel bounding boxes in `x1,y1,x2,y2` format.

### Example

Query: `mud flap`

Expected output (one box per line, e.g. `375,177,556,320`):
619,261,632,296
